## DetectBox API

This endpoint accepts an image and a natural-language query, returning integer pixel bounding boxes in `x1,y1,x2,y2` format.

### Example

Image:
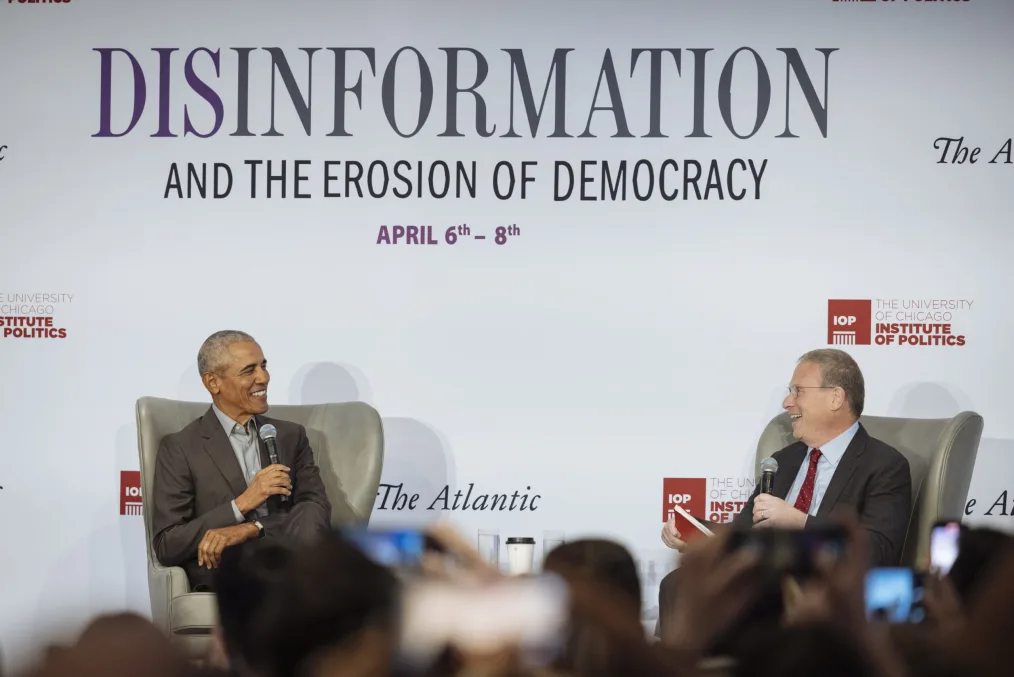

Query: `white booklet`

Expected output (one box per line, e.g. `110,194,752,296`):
671,502,714,539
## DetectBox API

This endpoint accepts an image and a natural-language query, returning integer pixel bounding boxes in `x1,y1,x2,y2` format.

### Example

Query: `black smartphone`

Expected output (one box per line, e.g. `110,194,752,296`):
725,525,848,579
865,567,926,623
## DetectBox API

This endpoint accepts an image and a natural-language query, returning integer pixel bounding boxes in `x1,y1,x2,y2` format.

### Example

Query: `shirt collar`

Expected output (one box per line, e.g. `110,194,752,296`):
212,402,255,436
809,420,860,466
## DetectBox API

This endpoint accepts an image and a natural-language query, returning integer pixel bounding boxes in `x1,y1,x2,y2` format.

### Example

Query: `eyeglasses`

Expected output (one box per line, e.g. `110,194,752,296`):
786,385,835,397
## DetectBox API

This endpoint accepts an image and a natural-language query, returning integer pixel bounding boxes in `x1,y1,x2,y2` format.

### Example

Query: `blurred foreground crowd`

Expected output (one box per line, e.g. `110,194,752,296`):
7,515,1014,677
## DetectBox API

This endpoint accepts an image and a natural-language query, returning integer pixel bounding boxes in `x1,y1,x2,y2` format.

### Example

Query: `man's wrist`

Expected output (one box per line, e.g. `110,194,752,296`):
230,500,244,523
235,493,252,515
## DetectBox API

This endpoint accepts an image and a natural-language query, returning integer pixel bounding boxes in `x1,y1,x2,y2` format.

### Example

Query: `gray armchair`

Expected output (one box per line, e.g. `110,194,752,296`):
135,397,384,657
755,411,983,567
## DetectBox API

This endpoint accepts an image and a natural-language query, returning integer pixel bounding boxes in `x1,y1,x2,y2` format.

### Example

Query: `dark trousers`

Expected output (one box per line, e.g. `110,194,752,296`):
184,502,330,592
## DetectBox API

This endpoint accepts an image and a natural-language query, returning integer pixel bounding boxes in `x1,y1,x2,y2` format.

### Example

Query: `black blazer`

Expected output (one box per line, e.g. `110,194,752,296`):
732,424,912,567
151,407,332,568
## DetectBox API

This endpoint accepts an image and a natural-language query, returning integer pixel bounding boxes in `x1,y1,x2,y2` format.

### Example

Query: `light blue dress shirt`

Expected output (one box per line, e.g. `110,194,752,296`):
784,420,860,516
212,403,267,522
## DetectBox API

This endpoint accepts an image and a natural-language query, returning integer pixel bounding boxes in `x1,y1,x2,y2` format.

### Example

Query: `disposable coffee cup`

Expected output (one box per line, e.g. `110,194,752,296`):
506,537,536,575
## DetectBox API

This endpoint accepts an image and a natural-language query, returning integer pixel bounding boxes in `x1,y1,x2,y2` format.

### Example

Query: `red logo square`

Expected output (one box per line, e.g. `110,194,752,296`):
827,299,872,345
120,470,142,516
662,478,706,523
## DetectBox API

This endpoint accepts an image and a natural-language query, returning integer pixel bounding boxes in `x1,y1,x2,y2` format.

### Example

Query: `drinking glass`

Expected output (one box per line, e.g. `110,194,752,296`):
542,530,566,559
478,529,500,569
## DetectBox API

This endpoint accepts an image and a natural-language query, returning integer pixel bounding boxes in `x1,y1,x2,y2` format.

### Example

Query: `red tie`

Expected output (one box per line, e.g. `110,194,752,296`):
793,449,822,514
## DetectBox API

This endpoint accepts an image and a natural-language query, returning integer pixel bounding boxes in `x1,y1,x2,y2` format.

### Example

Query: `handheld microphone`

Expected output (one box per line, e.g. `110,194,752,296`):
258,423,288,503
760,457,778,495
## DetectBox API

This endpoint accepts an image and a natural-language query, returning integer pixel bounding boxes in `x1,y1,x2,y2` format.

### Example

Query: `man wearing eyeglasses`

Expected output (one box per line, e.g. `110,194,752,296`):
656,349,912,641
662,348,911,561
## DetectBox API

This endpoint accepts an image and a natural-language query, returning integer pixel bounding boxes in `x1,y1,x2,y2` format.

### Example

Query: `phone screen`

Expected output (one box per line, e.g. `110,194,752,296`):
930,522,961,574
865,568,925,623
343,527,427,569
398,574,569,667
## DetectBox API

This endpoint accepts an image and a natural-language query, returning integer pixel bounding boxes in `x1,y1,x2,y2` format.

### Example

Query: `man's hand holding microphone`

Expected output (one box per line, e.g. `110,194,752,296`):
660,457,782,552
235,463,292,514
196,464,292,569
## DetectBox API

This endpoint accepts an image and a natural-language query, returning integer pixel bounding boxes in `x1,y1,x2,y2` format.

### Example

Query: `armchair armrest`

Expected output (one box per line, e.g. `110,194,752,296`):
147,559,191,633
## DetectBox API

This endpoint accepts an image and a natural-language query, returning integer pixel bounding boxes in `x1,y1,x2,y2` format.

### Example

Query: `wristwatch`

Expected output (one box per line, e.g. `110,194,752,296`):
253,520,265,538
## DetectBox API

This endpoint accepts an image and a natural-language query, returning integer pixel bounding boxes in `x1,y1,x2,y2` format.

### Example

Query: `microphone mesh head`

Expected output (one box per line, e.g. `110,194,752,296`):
760,457,779,473
258,424,278,441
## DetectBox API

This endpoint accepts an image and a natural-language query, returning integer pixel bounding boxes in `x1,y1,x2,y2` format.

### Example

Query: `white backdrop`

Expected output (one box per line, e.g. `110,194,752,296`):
2,0,1014,671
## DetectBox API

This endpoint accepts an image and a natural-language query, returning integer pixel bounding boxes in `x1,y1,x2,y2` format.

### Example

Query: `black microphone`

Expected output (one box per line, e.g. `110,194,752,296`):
760,457,778,495
258,423,288,503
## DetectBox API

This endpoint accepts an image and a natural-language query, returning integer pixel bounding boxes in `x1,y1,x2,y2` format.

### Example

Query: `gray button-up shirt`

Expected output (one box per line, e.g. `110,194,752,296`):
212,403,267,521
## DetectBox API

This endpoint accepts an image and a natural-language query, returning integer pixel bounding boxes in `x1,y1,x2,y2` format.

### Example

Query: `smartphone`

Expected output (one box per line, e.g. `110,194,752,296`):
865,567,925,623
930,521,962,574
398,574,569,666
725,525,848,579
342,527,435,569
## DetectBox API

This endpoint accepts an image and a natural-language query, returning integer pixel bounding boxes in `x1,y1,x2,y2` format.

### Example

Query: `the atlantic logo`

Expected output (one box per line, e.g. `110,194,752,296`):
662,476,755,524
827,298,971,347
120,470,142,516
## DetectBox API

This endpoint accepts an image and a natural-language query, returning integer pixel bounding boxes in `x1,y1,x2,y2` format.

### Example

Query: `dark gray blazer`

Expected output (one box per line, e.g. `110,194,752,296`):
151,407,331,568
733,424,912,567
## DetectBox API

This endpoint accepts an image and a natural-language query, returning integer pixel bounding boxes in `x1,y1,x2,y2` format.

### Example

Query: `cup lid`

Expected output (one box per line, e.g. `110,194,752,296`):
506,537,536,544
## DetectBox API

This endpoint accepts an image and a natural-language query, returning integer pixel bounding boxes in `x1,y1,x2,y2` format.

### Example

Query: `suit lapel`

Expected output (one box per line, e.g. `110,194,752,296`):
775,444,807,499
200,408,248,498
816,424,868,518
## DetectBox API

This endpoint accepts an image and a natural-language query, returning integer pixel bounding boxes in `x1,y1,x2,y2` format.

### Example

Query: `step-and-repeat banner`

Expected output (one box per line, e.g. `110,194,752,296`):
2,0,1013,669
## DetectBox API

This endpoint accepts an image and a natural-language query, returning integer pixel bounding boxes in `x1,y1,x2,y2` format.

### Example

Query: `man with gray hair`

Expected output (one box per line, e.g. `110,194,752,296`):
657,348,912,643
151,330,332,591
